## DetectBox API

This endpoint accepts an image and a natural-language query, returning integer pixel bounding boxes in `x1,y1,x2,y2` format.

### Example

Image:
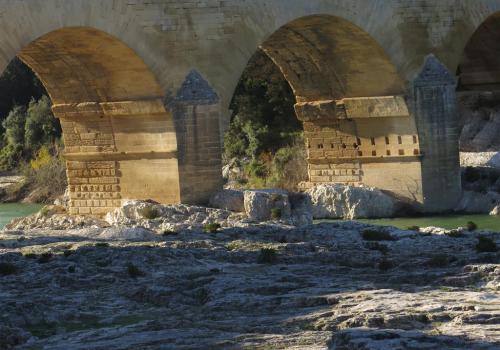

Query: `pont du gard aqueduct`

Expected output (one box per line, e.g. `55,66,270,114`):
4,0,500,216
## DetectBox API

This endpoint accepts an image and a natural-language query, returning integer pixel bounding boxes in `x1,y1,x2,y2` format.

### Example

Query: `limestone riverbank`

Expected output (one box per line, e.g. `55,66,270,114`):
0,207,498,349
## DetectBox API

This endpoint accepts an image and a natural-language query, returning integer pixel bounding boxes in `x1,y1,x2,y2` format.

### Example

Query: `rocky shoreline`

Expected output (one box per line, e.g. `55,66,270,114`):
0,200,499,349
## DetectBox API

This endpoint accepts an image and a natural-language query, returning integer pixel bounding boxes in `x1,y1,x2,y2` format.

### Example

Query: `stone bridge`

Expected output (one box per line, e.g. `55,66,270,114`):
2,0,500,215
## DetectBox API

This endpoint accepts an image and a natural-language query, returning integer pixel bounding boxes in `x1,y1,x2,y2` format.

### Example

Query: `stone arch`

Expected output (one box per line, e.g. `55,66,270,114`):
230,15,425,206
456,11,500,91
13,27,181,215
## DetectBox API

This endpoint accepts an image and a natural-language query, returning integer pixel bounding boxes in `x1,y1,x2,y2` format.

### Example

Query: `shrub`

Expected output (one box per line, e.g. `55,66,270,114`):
204,222,221,233
24,253,37,259
37,252,53,264
257,247,277,264
270,208,282,220
476,237,498,253
466,221,478,231
95,242,109,248
139,206,160,220
39,206,50,217
21,150,67,202
0,262,17,276
408,226,420,231
362,229,394,241
378,259,394,271
127,263,145,278
445,229,464,238
226,241,241,251
162,230,178,236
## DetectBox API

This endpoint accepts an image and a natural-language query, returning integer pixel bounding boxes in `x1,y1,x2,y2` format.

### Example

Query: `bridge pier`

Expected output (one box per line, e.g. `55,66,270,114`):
409,55,462,212
296,96,426,208
53,99,181,216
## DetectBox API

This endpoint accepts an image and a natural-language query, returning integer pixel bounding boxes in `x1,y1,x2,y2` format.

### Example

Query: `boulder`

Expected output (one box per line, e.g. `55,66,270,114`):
289,192,313,226
490,205,500,216
455,191,500,214
306,184,399,219
243,190,291,222
209,189,245,212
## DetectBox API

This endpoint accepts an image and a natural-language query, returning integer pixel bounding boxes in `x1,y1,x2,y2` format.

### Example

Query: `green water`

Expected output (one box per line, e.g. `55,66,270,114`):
317,214,500,232
0,203,43,228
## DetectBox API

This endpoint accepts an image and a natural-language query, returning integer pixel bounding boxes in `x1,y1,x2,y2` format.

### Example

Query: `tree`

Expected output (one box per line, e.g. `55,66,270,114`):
25,95,61,154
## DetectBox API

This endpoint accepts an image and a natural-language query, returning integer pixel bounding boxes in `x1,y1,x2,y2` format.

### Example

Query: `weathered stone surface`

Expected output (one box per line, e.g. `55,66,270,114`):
490,205,500,216
461,152,500,169
456,191,500,214
244,190,291,222
209,189,245,212
306,184,399,219
0,221,498,349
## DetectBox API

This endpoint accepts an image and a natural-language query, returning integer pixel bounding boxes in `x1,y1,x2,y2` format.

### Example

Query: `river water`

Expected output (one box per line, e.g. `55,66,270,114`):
0,204,498,231
317,214,500,232
0,203,43,228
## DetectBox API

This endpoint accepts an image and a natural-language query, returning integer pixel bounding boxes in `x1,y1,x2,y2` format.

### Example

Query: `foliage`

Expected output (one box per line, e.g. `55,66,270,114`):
476,237,498,253
257,247,277,264
408,225,420,231
362,229,395,241
445,229,464,238
21,149,67,203
139,206,160,220
0,57,45,130
270,208,282,220
466,221,478,231
25,95,61,154
204,222,221,233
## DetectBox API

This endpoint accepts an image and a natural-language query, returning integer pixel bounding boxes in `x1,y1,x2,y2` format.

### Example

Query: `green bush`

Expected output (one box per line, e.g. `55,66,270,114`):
0,262,17,276
162,230,178,236
476,237,498,253
270,208,282,220
362,229,395,241
24,96,60,153
466,221,478,231
204,222,221,233
95,242,110,248
257,247,277,264
127,263,145,278
139,206,160,220
408,225,420,231
445,229,464,238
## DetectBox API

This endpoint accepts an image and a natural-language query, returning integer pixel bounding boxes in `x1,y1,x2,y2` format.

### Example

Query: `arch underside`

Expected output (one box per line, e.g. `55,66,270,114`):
458,12,500,92
259,16,425,205
17,27,180,215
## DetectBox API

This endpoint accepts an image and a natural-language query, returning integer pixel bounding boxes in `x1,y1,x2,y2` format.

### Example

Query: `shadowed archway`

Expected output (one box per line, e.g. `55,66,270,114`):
15,27,181,215
231,15,425,206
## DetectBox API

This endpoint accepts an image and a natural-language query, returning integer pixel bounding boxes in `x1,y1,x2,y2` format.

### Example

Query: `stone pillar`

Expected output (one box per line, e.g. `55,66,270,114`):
170,70,224,204
296,96,425,206
409,55,462,212
54,99,181,216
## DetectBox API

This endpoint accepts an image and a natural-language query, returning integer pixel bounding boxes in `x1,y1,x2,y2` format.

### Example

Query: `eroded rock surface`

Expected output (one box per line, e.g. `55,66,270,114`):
307,184,400,219
0,217,498,349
